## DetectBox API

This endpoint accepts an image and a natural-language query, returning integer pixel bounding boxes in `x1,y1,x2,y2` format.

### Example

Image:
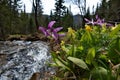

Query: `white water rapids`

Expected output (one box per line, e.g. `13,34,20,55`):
0,41,54,80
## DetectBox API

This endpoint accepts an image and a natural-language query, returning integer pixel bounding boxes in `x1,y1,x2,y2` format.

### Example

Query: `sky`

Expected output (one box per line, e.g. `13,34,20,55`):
22,0,101,15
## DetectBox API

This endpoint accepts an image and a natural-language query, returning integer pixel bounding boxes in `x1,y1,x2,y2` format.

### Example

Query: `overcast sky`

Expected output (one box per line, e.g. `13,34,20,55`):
22,0,101,15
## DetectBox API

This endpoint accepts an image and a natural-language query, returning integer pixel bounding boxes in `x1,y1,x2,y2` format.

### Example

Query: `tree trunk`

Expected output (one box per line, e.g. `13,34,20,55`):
35,7,39,30
33,0,39,30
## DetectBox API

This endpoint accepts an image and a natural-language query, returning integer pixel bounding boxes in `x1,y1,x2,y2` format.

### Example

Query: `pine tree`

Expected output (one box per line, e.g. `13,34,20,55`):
28,17,36,33
0,0,22,39
95,0,120,21
99,0,108,18
62,7,73,31
54,0,66,26
50,10,54,21
8,0,22,34
0,0,10,39
95,3,99,15
108,0,120,21
84,7,91,19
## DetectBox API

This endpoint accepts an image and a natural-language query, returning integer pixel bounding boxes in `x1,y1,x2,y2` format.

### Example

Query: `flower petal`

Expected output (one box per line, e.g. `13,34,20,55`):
96,18,101,22
48,21,56,29
39,27,48,36
91,19,95,25
84,18,90,22
101,19,104,23
52,31,58,40
106,23,113,27
54,27,63,32
95,15,99,19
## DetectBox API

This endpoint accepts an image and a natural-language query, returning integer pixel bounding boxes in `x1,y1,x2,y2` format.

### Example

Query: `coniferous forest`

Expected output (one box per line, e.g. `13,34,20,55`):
0,0,120,40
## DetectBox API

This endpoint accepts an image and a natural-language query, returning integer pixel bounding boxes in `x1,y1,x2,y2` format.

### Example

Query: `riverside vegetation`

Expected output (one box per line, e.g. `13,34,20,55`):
39,15,120,80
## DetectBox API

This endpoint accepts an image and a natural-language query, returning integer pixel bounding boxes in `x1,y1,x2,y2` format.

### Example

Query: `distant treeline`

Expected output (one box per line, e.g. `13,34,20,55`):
0,0,120,40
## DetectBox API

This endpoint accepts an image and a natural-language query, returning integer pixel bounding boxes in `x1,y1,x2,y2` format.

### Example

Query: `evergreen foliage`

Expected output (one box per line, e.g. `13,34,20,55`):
54,0,66,26
62,7,73,31
95,0,120,22
1,0,120,40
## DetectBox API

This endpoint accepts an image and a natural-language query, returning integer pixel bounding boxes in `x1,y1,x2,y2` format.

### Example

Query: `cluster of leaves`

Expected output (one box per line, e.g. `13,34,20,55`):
48,19,120,80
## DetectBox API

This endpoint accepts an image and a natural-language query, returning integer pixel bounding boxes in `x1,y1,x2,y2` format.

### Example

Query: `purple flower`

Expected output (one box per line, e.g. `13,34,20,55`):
96,18,105,26
95,15,105,26
96,16,113,27
39,21,65,41
85,15,113,27
84,18,96,26
39,27,49,36
106,23,113,27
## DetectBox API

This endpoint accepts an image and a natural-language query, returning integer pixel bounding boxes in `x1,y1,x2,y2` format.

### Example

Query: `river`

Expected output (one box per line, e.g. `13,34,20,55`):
0,41,54,80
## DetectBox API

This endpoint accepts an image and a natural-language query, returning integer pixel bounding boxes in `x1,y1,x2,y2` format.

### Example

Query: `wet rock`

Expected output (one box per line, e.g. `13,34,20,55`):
30,72,40,80
0,41,55,80
0,54,7,66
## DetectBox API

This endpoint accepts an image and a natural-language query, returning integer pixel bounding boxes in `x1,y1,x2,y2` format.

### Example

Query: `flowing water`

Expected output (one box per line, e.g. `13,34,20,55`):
0,41,54,80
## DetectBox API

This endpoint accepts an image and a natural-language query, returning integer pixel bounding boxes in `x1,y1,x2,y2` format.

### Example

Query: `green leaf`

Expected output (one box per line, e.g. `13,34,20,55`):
61,44,72,55
108,37,120,63
91,67,108,80
50,63,59,67
81,31,93,45
110,24,120,37
51,52,71,71
86,47,96,64
67,57,89,70
55,58,71,71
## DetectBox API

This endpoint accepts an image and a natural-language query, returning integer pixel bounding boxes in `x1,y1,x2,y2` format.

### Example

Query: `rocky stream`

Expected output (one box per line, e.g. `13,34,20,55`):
0,41,55,80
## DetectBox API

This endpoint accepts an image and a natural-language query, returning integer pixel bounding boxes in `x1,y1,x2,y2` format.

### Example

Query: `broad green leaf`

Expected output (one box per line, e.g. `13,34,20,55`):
67,57,89,70
86,47,96,64
51,52,71,71
69,45,77,57
50,63,59,67
91,67,108,80
81,31,93,45
110,24,120,37
55,58,71,71
108,37,120,63
80,32,87,42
